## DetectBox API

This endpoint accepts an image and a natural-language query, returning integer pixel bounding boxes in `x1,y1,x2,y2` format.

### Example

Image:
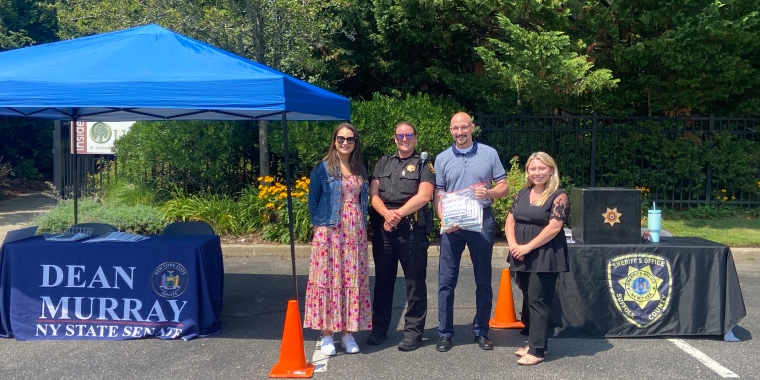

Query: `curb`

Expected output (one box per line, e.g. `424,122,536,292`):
731,248,759,260
221,244,511,259
220,244,760,260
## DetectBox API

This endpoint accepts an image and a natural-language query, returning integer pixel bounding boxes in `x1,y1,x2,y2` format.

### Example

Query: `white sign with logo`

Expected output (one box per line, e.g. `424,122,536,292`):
70,121,135,155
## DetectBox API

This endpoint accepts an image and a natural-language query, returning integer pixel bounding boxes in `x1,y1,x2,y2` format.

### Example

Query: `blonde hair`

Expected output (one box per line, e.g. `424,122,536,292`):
524,152,560,207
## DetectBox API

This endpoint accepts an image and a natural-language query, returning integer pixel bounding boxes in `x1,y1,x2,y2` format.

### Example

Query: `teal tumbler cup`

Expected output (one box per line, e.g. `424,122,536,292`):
647,209,662,242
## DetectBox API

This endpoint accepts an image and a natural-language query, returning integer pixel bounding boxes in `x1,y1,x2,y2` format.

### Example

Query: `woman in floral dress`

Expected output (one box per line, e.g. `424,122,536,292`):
305,123,371,356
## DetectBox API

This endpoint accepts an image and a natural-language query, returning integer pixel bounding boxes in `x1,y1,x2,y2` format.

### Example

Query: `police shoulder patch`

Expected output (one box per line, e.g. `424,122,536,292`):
427,161,435,174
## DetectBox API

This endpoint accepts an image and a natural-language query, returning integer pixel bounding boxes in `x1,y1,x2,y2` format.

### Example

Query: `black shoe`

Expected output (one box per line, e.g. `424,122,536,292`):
436,337,452,352
397,337,423,352
474,335,493,350
366,333,387,345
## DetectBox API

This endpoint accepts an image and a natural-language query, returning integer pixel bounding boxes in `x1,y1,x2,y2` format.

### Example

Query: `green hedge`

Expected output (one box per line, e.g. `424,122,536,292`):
36,199,165,235
115,93,467,194
481,119,760,207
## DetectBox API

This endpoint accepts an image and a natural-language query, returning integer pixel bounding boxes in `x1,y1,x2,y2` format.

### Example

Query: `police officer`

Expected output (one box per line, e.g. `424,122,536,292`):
366,121,435,351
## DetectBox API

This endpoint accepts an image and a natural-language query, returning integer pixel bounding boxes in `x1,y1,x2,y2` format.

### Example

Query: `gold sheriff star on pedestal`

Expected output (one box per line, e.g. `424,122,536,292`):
602,207,623,227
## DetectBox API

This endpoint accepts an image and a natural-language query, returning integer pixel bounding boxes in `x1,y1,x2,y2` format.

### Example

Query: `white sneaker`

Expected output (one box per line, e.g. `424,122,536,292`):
320,335,336,356
341,333,360,354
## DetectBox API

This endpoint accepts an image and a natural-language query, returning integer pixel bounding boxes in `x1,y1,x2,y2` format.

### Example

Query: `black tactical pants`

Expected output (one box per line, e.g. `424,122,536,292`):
371,218,429,341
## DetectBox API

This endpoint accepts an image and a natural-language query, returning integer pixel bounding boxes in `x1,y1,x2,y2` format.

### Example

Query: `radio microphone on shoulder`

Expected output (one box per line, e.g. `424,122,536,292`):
420,151,429,164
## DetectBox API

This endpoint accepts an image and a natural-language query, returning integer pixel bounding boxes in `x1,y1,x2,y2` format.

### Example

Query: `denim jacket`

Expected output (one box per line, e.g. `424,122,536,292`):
308,161,369,226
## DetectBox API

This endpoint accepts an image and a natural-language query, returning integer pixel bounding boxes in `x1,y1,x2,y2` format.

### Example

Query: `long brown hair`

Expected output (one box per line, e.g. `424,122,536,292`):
322,123,366,179
524,152,560,207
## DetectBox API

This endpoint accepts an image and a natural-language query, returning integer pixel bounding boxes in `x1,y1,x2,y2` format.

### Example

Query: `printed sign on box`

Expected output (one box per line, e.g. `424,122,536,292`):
70,121,134,155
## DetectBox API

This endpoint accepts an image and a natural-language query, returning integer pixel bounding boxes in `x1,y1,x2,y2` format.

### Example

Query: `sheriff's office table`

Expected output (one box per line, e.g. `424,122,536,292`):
549,237,746,338
0,235,224,341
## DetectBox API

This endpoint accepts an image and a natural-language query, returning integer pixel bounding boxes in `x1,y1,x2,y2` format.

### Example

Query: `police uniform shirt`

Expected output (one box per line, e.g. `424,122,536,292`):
372,151,435,209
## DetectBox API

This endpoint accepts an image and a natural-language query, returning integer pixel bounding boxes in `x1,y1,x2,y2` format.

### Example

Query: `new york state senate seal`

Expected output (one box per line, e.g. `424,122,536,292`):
152,262,189,298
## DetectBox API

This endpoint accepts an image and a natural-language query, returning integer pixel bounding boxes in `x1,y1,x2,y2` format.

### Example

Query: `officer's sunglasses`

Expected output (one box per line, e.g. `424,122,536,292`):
335,136,356,145
395,133,415,141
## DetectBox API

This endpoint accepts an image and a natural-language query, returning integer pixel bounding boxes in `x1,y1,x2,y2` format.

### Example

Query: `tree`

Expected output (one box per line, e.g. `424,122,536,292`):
475,14,618,113
54,0,349,176
569,0,760,116
0,0,57,51
320,0,617,114
0,0,58,179
321,0,515,113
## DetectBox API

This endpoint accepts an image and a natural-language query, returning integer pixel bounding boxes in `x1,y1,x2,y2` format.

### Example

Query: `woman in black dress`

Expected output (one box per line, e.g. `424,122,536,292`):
505,152,569,366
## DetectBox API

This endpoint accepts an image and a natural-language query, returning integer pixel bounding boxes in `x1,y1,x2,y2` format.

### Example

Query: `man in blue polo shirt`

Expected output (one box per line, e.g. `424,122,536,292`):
433,112,508,352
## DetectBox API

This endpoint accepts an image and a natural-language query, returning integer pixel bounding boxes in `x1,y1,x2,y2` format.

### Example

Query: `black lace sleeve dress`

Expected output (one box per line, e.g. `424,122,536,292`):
507,187,570,273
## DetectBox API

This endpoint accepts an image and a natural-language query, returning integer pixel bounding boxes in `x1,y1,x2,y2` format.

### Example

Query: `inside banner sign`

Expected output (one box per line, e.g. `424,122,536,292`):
70,121,135,155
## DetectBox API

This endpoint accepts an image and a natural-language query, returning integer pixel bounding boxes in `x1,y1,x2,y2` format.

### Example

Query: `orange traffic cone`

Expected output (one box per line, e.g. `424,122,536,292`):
269,300,314,378
489,268,525,329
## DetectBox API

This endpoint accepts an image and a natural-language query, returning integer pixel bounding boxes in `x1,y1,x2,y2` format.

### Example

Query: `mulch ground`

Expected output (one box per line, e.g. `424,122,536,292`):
0,179,51,201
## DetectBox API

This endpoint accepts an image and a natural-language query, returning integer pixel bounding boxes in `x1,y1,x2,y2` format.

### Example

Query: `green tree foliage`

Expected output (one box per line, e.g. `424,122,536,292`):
570,0,760,116
322,0,515,113
113,120,260,194
268,93,466,176
55,0,349,177
321,1,612,114
0,1,58,179
55,0,347,80
0,0,57,51
352,93,466,165
476,14,618,113
115,94,464,195
0,117,53,179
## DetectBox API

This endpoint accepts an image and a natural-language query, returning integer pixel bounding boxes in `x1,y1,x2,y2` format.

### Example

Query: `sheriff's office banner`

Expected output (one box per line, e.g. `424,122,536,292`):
0,235,223,341
549,237,745,337
70,121,134,155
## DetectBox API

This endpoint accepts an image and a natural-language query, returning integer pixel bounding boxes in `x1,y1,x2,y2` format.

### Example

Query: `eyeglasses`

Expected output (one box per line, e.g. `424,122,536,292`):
335,136,356,145
395,133,415,141
450,124,472,132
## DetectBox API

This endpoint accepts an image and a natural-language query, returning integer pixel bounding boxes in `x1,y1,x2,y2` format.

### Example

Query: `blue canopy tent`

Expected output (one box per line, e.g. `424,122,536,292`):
0,24,350,301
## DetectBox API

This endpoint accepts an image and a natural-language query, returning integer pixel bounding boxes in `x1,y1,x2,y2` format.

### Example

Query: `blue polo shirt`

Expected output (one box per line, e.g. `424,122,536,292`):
434,140,506,208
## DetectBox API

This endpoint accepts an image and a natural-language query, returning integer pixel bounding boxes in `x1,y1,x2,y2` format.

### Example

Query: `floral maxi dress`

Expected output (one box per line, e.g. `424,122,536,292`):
304,175,372,332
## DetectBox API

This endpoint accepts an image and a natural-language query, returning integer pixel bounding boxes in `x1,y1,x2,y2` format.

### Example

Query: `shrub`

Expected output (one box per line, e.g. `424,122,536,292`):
114,120,259,195
160,189,256,235
103,179,158,206
159,177,312,242
492,156,527,234
0,156,11,186
269,93,467,176
36,199,165,235
256,176,312,243
352,93,466,166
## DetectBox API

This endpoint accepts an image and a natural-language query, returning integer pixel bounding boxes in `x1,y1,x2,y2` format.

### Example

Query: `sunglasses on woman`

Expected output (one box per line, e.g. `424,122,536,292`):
395,133,415,141
336,136,356,144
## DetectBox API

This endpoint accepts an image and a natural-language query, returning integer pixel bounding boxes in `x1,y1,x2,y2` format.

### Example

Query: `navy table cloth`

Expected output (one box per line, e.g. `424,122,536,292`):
550,237,746,337
0,235,223,340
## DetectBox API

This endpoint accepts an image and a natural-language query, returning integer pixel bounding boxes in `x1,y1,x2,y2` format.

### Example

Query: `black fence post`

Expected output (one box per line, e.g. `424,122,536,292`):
705,114,715,204
590,112,598,187
53,120,63,198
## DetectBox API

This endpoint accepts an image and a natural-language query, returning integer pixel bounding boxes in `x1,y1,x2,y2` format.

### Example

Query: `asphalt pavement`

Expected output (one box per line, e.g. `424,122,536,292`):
1,194,759,379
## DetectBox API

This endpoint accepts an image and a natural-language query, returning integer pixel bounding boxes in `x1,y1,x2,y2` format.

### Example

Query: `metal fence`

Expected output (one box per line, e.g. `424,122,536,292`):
53,121,116,198
53,115,760,209
477,113,760,210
